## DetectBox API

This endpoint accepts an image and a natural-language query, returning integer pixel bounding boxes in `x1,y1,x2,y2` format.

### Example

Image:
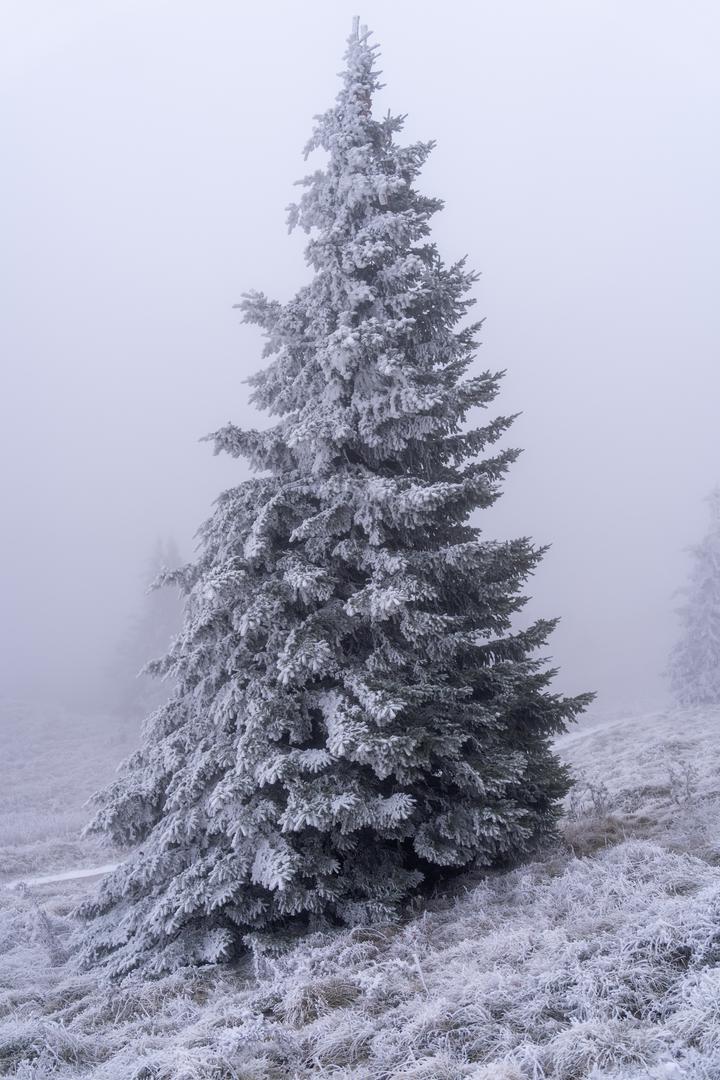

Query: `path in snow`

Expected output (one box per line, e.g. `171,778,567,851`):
3,862,119,891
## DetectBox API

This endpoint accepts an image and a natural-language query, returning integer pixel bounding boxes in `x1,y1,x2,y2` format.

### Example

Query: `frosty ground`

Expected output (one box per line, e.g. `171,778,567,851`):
1,703,719,1079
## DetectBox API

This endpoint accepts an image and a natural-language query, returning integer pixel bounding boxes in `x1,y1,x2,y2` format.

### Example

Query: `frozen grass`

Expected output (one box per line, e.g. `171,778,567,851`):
1,703,719,1078
559,707,720,865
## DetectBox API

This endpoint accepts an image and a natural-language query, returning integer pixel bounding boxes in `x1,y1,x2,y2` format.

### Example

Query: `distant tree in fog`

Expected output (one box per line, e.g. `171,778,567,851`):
109,538,183,719
80,22,591,977
668,488,720,706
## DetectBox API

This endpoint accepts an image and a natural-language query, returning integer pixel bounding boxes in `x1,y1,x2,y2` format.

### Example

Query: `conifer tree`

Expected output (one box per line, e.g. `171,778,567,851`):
81,21,591,976
668,488,720,706
109,539,183,721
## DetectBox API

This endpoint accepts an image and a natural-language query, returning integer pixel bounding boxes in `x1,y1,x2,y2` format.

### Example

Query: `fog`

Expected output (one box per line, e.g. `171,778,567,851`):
3,0,719,714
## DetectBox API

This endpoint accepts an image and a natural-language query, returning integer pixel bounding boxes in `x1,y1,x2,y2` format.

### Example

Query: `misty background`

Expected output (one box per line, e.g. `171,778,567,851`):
2,0,718,715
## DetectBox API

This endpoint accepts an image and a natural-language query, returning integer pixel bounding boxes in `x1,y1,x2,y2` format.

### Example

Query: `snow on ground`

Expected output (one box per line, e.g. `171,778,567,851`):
0,702,134,885
1,702,719,1078
5,864,120,890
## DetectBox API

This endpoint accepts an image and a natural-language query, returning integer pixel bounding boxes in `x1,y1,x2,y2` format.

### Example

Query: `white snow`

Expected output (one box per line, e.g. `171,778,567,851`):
4,863,118,891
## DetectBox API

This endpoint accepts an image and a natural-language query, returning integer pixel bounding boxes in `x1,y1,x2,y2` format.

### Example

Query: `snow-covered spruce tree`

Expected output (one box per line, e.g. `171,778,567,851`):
80,22,591,976
109,539,183,721
668,488,720,706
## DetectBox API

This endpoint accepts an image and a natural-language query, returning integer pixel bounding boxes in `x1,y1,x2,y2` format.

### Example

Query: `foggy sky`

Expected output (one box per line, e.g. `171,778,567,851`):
3,0,719,712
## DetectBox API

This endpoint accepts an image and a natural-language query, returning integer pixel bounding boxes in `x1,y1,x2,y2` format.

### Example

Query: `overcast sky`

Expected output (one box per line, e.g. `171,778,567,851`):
2,0,719,712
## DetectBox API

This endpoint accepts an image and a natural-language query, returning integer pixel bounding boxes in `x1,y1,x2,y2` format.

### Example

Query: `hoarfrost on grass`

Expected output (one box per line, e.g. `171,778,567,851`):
2,704,720,1078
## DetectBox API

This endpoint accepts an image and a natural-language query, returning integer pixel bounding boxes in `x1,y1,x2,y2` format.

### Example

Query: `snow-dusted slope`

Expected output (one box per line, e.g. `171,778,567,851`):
1,704,719,1078
559,708,720,866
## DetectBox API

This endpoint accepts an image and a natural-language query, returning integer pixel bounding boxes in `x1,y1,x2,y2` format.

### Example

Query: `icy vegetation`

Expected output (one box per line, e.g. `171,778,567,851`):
2,703,720,1078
